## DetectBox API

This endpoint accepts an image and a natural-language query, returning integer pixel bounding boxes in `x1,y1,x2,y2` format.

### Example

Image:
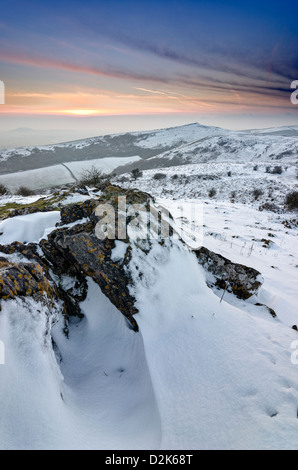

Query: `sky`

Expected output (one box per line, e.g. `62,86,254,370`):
0,0,297,146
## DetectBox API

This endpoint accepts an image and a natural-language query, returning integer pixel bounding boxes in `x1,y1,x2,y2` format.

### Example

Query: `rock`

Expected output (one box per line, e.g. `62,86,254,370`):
194,246,263,299
255,302,277,318
59,199,98,225
0,259,57,305
0,242,85,323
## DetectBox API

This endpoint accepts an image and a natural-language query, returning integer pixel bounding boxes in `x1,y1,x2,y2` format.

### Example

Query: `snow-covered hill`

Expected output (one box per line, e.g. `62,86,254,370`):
0,123,297,193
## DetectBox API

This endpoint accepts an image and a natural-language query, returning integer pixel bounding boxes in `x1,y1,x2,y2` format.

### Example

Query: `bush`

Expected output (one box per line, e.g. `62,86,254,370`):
117,176,129,183
259,202,279,213
79,166,104,187
285,191,298,210
131,168,143,180
266,166,271,173
153,173,167,180
171,174,179,180
208,188,216,198
253,165,258,171
271,165,283,175
16,186,35,196
227,171,232,177
252,188,263,200
0,183,9,196
230,190,236,199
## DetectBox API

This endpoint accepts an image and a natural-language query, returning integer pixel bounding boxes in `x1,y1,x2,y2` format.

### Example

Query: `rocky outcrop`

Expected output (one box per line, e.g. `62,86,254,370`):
194,246,263,299
0,185,268,335
38,185,155,332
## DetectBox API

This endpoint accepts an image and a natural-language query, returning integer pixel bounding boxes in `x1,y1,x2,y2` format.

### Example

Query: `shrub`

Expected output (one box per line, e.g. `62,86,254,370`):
208,188,216,198
265,166,271,173
227,171,232,177
253,165,258,171
131,168,143,180
230,190,236,199
0,183,9,196
117,176,129,183
285,191,298,210
252,188,263,200
153,173,167,180
271,165,283,175
16,186,35,196
259,202,279,213
171,174,179,180
79,166,104,187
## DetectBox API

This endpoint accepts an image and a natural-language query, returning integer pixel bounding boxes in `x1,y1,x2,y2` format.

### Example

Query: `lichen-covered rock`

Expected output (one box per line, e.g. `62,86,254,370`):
60,199,98,225
41,223,138,331
0,258,57,305
194,246,263,299
0,242,85,322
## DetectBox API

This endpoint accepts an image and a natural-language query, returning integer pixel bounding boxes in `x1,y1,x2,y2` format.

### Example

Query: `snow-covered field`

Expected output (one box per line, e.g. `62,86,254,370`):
115,161,297,209
0,156,141,192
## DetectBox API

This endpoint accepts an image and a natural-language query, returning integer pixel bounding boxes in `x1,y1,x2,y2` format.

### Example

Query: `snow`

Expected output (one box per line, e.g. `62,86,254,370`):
111,240,128,261
145,131,298,165
0,298,65,450
136,123,224,148
0,194,45,207
129,240,298,449
0,165,74,191
0,211,60,244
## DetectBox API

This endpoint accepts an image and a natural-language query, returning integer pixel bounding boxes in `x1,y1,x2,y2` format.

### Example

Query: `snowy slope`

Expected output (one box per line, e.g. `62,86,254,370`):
144,133,298,166
131,241,298,449
114,161,297,209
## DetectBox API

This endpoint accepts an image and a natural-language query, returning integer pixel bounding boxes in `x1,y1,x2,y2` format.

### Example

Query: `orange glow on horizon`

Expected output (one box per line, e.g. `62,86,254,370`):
63,109,106,116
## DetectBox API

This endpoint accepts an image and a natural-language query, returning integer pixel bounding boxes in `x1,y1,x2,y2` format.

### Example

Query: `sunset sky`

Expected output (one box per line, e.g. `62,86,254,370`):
0,0,297,142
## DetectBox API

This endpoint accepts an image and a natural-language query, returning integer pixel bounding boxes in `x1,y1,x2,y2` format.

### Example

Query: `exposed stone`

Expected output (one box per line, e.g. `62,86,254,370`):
194,246,263,299
0,242,85,322
255,302,277,318
59,199,98,225
0,259,57,304
41,222,138,331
